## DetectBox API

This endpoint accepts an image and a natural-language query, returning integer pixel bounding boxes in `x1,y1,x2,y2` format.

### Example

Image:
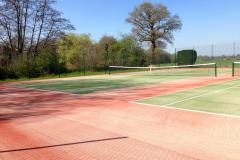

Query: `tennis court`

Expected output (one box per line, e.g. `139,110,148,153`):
15,63,221,94
1,63,240,160
136,79,240,116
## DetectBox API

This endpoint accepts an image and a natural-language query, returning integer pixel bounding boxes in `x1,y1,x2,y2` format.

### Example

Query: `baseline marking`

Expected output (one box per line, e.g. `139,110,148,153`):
131,81,240,118
131,101,240,119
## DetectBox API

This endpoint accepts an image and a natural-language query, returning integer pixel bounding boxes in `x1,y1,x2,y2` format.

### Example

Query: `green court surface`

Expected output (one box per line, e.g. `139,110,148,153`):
15,75,190,94
137,79,240,116
16,67,220,94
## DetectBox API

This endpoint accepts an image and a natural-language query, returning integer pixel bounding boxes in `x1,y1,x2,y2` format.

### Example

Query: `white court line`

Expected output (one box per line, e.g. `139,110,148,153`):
131,101,240,119
133,79,239,102
131,82,240,119
163,84,240,106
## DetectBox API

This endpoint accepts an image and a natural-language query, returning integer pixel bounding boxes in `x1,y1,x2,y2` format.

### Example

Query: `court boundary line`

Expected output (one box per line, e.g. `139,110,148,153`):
131,101,240,119
132,78,237,102
131,80,240,119
10,73,239,120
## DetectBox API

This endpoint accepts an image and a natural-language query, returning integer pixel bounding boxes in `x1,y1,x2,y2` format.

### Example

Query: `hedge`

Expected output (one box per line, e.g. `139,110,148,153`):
177,50,197,65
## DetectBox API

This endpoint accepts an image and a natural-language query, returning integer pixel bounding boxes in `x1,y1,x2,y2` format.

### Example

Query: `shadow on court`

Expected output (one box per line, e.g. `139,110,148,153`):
0,137,128,153
0,86,79,122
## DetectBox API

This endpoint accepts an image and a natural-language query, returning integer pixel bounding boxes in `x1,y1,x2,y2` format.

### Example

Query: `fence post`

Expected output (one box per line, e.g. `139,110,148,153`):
27,54,30,80
104,43,109,74
108,66,111,75
175,48,177,66
215,63,217,77
83,55,86,76
57,54,60,78
232,62,235,77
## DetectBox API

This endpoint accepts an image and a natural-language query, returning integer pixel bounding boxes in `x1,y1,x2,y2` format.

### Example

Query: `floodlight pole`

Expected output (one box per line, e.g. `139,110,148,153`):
233,42,236,59
192,47,195,64
211,45,214,60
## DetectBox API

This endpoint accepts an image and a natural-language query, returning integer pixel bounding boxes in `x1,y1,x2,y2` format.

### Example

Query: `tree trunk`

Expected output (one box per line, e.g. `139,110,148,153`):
35,0,47,55
151,40,156,65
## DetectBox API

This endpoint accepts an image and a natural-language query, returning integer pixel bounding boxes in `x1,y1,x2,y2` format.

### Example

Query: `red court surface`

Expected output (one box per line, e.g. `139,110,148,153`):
1,75,240,160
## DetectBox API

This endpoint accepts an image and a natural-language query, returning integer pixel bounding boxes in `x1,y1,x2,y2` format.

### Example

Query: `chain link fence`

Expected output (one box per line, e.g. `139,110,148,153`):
174,42,240,67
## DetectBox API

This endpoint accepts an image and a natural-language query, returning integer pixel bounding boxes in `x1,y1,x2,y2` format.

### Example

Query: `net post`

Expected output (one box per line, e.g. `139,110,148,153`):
214,63,217,77
150,65,152,72
232,62,235,77
108,66,111,75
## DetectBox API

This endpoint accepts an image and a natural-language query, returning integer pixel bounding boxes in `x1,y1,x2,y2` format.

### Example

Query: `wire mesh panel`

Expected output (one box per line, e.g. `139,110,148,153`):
175,42,240,68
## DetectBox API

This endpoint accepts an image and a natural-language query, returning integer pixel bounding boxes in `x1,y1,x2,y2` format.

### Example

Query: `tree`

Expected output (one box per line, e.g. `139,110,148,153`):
57,33,95,74
153,47,172,64
98,36,117,66
126,2,182,64
116,34,145,66
0,0,74,58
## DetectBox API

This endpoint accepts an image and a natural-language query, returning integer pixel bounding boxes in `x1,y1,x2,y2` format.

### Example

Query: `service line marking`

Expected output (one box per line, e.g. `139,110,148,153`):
132,78,238,102
131,81,240,119
163,84,240,107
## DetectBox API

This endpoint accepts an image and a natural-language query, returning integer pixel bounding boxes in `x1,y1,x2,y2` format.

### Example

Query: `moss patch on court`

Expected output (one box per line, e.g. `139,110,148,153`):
15,73,187,94
15,68,230,95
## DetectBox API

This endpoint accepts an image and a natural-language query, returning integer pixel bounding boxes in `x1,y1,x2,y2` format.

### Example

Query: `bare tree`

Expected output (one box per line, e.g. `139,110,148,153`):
126,2,182,64
0,0,74,59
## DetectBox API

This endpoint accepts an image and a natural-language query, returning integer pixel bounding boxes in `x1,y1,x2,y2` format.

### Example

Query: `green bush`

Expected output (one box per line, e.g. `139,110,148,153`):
10,55,29,77
177,50,197,65
6,69,19,79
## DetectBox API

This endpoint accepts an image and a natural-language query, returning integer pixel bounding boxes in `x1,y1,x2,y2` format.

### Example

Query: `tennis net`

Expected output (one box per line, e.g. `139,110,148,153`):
232,62,240,77
109,63,217,77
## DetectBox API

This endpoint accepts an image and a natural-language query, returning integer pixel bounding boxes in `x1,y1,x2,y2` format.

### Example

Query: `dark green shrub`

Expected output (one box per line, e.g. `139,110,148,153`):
10,55,29,77
7,69,19,79
148,48,172,65
177,50,197,65
0,66,7,80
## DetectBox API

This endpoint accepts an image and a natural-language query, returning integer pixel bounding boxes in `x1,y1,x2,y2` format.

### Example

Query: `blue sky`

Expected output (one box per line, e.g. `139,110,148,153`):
55,0,240,51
